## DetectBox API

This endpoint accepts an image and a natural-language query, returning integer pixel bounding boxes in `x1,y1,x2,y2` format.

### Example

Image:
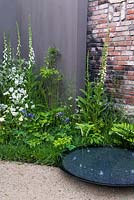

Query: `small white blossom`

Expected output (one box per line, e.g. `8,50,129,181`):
19,107,24,111
68,96,73,101
0,117,5,122
16,93,22,100
12,67,16,73
25,103,28,109
75,98,79,102
15,79,19,85
9,87,14,93
10,107,16,112
12,93,17,99
11,111,19,117
31,105,35,109
3,91,10,96
0,104,8,111
18,116,23,122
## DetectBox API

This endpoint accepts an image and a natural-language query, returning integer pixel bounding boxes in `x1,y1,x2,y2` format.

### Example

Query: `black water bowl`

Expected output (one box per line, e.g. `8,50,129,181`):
61,147,134,187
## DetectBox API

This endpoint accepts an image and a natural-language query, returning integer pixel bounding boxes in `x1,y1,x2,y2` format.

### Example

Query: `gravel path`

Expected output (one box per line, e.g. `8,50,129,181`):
0,161,134,200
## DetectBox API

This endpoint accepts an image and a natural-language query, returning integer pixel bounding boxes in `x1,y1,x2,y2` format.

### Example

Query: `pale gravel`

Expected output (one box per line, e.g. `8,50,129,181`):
0,161,134,200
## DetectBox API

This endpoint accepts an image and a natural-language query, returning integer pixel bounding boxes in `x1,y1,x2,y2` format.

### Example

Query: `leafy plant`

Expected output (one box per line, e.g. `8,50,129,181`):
53,136,73,150
76,122,104,146
38,47,62,109
76,32,120,145
111,123,134,146
0,144,61,166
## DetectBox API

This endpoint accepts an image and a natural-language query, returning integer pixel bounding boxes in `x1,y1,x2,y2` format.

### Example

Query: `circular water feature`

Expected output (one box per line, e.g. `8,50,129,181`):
61,147,134,187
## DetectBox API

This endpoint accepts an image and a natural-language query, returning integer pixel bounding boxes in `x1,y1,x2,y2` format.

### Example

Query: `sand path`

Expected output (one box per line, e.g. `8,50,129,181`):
0,161,134,200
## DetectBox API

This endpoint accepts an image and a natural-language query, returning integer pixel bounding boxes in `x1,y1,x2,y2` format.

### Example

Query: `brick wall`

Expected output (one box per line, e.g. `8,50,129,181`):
87,0,134,116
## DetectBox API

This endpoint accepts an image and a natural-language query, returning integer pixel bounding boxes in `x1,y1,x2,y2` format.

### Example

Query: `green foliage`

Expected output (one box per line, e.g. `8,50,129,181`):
78,82,109,124
76,123,94,137
0,144,32,162
0,22,75,166
0,24,133,167
53,136,72,150
110,123,134,146
38,47,62,109
43,47,59,69
0,144,61,166
76,122,104,146
76,33,123,146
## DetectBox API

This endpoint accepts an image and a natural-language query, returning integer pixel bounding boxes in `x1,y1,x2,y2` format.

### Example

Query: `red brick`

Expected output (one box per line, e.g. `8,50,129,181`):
116,31,129,36
118,61,127,65
127,15,134,20
125,91,134,95
128,76,134,80
124,80,134,85
108,51,121,56
116,56,129,61
124,95,134,99
98,33,108,38
109,27,116,32
114,41,132,46
125,36,133,41
116,26,128,32
96,24,108,29
121,51,133,56
128,71,134,76
87,0,134,113
113,66,125,70
125,99,134,105
127,9,134,15
108,47,115,52
115,47,128,51
129,56,134,61
112,36,126,42
98,19,108,24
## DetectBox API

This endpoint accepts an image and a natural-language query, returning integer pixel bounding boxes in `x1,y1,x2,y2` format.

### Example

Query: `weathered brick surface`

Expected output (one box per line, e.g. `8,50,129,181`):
87,0,134,115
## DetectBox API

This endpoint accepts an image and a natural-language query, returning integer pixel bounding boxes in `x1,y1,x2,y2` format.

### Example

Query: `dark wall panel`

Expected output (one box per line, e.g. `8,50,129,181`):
0,0,87,96
0,0,17,56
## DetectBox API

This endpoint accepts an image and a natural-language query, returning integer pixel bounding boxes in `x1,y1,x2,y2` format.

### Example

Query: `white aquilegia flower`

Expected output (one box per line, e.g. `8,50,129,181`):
11,111,19,117
15,79,19,85
9,87,14,93
25,103,28,109
0,117,5,122
3,91,10,96
11,67,16,73
12,92,17,99
10,107,16,113
0,104,8,111
19,88,26,95
16,93,22,100
19,76,24,84
31,104,35,109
